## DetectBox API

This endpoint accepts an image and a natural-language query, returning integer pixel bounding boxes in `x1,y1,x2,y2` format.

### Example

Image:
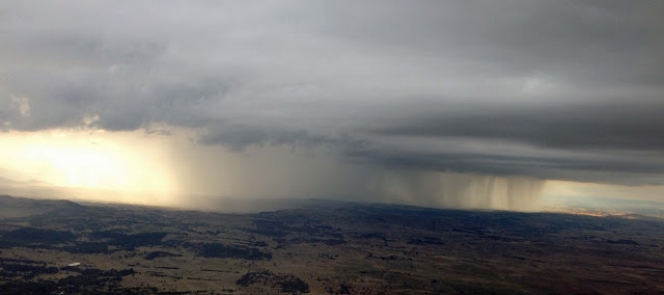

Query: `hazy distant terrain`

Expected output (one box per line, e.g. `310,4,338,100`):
1,195,664,294
548,196,664,219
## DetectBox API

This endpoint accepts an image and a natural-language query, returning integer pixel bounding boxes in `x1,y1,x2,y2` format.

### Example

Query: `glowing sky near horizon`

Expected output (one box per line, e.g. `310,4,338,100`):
1,128,663,211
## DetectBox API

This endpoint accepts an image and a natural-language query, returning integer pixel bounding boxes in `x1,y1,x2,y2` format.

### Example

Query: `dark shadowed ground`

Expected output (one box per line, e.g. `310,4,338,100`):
1,195,663,294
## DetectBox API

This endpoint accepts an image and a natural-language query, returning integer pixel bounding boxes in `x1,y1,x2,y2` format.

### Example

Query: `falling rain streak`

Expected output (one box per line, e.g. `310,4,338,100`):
373,171,545,211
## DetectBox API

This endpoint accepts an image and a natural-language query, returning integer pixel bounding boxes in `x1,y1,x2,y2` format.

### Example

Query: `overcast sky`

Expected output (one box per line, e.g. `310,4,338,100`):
1,1,663,210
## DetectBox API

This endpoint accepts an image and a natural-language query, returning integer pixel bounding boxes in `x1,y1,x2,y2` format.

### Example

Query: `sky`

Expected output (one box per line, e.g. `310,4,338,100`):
1,1,663,211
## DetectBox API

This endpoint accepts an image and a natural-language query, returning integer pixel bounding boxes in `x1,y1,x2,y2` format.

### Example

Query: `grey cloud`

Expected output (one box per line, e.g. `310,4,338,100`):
347,148,664,186
1,0,663,187
357,97,664,183
366,99,664,151
200,124,370,152
313,1,664,86
198,125,310,151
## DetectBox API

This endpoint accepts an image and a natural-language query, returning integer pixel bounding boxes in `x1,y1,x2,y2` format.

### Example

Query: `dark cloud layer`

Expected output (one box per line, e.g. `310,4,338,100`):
1,0,663,186
368,100,664,151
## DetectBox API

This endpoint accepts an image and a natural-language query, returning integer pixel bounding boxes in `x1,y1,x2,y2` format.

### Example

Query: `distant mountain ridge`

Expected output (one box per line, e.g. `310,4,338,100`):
0,195,86,218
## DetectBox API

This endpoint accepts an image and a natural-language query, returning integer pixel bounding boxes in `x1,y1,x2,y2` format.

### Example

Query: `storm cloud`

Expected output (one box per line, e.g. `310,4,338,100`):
1,0,664,201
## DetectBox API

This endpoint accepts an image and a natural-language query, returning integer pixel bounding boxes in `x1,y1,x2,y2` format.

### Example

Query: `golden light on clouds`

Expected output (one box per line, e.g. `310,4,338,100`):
0,129,180,205
1,128,663,211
